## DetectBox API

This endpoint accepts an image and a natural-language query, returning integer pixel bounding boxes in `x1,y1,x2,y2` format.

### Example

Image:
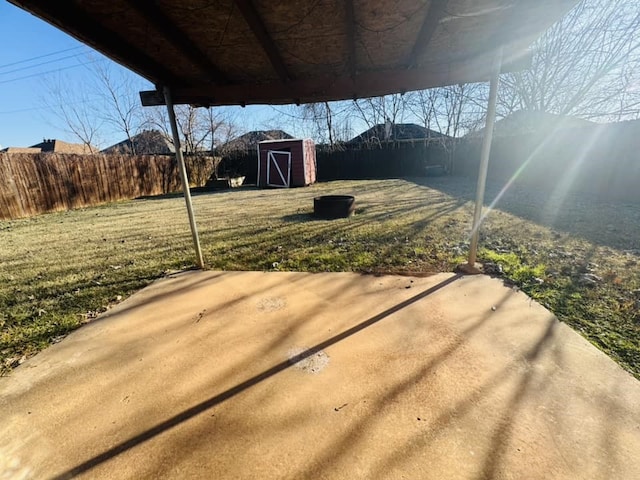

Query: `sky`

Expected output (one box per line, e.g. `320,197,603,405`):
0,1,289,150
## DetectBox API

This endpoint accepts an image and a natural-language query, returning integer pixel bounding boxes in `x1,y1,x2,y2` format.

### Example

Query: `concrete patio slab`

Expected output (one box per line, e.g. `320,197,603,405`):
1,271,639,480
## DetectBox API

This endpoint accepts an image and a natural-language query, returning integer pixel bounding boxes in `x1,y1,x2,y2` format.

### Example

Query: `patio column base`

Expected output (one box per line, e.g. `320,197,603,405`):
456,262,484,275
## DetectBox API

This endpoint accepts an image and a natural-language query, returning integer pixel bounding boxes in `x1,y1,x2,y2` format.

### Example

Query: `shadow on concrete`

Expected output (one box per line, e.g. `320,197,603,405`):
50,274,463,480
292,285,517,479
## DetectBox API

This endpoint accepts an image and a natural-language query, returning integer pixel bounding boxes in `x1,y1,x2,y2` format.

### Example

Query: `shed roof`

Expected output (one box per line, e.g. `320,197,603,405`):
10,0,578,107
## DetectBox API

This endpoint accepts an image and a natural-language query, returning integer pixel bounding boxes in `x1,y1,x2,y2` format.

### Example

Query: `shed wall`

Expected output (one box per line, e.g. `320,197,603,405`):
257,139,316,187
303,139,317,185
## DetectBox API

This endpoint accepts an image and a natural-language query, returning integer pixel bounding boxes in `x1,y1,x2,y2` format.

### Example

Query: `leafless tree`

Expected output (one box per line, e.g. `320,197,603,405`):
42,57,148,153
205,107,242,179
178,105,210,154
410,84,486,138
145,105,238,152
141,105,172,145
299,101,353,148
352,94,406,128
93,61,144,153
40,74,103,152
406,84,486,171
145,104,246,183
498,0,640,121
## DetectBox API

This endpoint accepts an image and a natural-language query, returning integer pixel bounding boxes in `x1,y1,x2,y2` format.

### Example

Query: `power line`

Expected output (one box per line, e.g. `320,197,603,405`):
0,59,101,86
0,45,86,70
0,52,88,76
0,97,100,115
268,105,305,119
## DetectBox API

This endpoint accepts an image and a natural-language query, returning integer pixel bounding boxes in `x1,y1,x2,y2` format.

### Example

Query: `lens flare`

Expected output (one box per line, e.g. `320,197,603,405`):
469,115,599,239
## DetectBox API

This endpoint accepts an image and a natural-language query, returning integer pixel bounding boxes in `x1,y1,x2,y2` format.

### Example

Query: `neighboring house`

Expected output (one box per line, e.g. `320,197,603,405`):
101,130,175,155
219,130,293,153
30,139,95,154
348,123,448,146
0,147,42,154
1,139,94,154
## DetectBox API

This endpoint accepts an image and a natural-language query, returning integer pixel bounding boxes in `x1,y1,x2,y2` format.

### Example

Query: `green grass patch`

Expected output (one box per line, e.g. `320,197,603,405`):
479,248,546,283
1,178,639,379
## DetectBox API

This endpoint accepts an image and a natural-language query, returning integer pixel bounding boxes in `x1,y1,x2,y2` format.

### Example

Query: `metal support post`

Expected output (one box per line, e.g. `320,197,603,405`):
164,86,205,269
467,47,503,269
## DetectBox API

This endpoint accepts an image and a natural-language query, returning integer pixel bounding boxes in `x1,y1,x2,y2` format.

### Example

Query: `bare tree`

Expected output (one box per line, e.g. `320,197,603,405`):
498,0,640,121
302,102,335,146
406,84,486,172
41,58,148,153
298,101,353,148
143,104,243,184
93,61,144,153
177,105,206,154
352,94,406,129
41,74,103,152
415,84,485,138
206,107,242,179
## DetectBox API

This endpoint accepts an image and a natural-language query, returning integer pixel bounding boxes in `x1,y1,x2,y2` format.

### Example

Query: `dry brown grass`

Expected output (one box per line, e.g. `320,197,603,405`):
1,177,638,377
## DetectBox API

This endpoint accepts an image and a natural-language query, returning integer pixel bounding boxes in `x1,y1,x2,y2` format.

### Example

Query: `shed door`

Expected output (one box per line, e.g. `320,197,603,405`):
266,150,291,188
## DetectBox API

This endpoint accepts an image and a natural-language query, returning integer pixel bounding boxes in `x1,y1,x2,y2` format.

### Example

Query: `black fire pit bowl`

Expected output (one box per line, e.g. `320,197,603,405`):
313,195,355,219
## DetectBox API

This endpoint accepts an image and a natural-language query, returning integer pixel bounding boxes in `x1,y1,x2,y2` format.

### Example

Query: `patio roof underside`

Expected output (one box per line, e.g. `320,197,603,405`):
10,0,578,107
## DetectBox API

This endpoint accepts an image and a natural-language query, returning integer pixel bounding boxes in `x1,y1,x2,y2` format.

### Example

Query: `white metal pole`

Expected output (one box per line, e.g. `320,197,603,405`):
163,87,205,269
467,47,503,268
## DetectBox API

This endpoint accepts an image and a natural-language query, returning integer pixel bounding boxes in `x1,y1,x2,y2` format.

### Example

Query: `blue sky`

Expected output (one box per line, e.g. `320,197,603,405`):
0,2,85,148
0,1,288,149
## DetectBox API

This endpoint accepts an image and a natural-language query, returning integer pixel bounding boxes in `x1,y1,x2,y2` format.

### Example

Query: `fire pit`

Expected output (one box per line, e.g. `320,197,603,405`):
313,195,355,219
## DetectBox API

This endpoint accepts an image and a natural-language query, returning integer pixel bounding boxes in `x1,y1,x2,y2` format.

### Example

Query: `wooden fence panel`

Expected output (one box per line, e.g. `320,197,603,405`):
454,124,640,203
316,143,448,180
0,153,186,220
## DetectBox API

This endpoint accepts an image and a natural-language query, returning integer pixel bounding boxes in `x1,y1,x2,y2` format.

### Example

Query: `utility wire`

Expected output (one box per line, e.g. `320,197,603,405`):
0,98,100,115
0,58,101,85
0,45,86,70
0,52,88,76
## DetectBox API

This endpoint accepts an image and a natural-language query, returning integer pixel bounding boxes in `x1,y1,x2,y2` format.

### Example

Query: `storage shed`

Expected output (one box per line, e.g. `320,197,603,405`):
257,139,316,188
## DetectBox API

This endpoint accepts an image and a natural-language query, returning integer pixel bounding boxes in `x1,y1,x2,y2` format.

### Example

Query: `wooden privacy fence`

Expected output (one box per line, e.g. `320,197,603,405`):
317,143,450,180
212,143,451,183
0,153,184,220
6,124,636,220
455,124,640,203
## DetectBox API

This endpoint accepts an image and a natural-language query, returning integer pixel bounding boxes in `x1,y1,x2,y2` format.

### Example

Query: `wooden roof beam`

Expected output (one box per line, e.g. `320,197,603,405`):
405,0,448,68
125,0,228,84
233,0,291,82
13,0,183,86
344,0,357,78
140,54,531,107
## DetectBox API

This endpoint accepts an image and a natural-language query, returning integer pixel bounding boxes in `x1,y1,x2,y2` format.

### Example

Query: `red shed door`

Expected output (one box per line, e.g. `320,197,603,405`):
266,150,291,188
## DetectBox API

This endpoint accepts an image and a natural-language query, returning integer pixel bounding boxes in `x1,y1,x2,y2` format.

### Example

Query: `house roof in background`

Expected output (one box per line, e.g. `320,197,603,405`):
0,147,42,154
10,0,579,107
29,139,94,154
222,130,293,151
101,130,175,155
349,123,448,144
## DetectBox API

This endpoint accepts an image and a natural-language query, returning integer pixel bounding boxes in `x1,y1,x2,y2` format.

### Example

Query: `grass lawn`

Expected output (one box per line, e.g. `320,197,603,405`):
1,177,638,378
